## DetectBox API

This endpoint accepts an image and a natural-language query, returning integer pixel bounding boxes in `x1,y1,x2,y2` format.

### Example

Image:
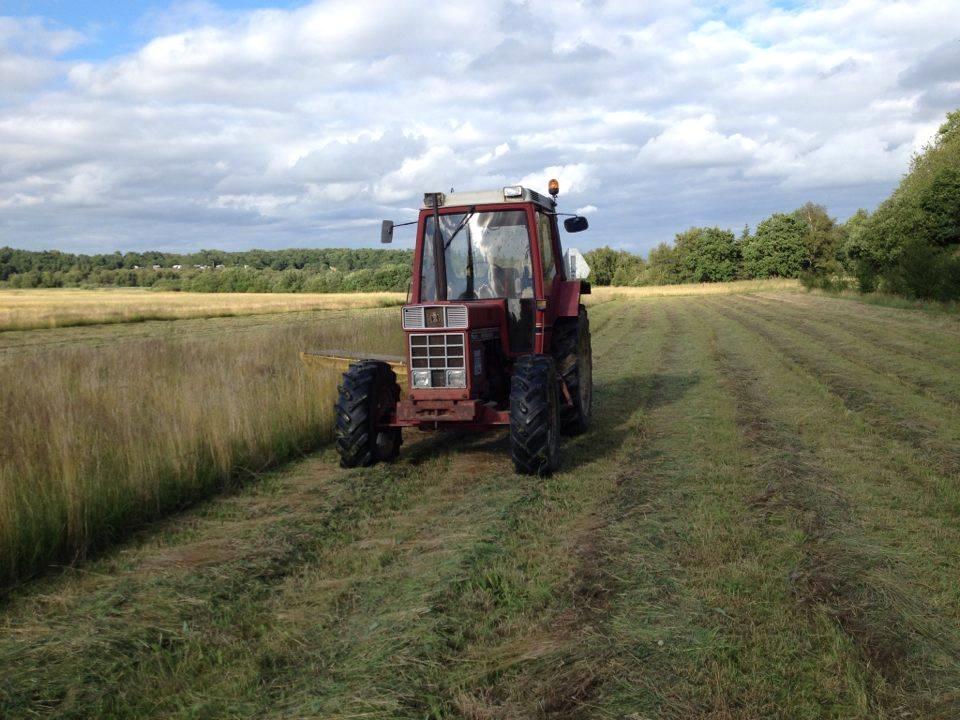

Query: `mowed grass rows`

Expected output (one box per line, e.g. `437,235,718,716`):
0,308,404,584
1,291,959,718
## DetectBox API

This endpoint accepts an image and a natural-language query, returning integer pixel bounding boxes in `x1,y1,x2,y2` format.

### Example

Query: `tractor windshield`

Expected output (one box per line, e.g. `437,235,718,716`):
420,210,533,302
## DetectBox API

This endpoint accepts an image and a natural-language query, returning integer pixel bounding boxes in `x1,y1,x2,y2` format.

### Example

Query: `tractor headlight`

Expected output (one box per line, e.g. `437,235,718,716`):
412,370,431,388
446,369,466,388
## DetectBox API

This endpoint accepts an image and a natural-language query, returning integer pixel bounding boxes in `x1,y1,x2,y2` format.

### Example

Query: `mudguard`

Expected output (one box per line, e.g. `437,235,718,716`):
553,279,590,317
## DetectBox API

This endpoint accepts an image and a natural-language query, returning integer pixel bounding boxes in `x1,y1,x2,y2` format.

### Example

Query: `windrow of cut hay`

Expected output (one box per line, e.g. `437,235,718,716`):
0,309,403,586
0,289,406,332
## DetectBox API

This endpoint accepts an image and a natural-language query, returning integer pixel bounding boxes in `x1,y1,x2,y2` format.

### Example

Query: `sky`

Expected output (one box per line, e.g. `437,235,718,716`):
0,1,959,255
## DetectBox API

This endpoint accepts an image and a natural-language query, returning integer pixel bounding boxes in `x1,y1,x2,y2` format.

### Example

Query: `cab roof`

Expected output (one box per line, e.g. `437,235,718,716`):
421,186,556,211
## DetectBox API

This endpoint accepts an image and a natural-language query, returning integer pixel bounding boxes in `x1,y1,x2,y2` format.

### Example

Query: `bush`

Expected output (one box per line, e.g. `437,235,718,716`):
883,240,960,301
799,271,850,294
853,259,879,294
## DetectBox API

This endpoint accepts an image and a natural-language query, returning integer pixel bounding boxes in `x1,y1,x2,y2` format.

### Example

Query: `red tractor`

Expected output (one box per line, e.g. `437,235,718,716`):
324,180,592,475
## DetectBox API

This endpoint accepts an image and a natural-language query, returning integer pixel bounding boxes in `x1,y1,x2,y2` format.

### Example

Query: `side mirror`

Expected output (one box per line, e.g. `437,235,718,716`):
380,220,394,244
563,216,589,233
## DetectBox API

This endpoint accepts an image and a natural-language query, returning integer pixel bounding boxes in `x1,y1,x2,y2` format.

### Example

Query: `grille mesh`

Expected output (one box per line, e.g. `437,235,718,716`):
409,333,465,387
444,305,468,328
402,307,425,329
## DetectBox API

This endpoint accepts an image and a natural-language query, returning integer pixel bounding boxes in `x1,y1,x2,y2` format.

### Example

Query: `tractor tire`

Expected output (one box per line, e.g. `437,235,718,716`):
552,304,593,435
334,360,402,468
509,354,561,476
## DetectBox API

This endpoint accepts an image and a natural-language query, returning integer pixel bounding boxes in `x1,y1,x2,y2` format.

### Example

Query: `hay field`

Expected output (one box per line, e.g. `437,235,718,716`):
0,288,406,331
586,277,800,302
2,287,960,719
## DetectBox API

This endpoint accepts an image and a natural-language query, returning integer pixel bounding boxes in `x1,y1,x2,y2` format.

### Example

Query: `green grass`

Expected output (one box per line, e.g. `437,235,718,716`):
2,292,960,718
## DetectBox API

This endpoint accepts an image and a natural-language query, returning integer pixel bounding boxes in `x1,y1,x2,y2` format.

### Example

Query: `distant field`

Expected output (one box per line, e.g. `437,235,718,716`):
0,281,796,333
0,288,406,331
587,277,799,301
2,287,960,718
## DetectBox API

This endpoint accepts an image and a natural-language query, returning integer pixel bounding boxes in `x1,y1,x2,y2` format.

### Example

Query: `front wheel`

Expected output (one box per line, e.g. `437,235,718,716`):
334,360,401,468
509,354,560,476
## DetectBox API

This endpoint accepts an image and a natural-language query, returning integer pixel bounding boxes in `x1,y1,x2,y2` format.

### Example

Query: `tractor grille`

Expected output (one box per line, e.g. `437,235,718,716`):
409,333,465,387
402,305,468,330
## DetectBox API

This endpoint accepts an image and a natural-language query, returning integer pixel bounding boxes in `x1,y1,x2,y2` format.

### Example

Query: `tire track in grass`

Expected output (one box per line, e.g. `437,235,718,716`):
741,295,960,407
707,297,960,483
699,302,960,718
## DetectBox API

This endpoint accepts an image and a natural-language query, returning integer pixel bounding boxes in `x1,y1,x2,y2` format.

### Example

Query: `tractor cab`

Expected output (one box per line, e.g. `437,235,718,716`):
414,187,564,356
324,180,593,475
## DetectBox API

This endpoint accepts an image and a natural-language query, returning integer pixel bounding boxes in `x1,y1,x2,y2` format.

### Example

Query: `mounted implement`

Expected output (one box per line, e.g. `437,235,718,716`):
313,180,592,475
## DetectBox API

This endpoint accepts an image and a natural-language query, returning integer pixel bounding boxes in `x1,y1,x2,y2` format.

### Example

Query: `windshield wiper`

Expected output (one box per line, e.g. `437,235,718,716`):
443,206,476,250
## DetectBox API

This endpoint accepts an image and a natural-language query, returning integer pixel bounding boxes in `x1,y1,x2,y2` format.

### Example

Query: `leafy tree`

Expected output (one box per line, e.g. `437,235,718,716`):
853,108,960,299
644,242,683,285
610,253,646,286
674,227,741,282
792,203,841,274
741,214,807,278
583,247,621,286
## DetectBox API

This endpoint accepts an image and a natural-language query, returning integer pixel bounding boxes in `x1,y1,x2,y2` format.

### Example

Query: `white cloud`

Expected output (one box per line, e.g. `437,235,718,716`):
476,142,510,166
638,114,759,168
0,1,958,253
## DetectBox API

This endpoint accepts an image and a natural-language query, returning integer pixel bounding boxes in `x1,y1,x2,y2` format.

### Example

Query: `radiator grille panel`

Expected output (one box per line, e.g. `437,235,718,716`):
409,333,465,384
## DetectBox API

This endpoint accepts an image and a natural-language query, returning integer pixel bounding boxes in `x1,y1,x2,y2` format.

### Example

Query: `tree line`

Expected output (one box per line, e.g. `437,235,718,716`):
586,109,960,301
0,247,414,293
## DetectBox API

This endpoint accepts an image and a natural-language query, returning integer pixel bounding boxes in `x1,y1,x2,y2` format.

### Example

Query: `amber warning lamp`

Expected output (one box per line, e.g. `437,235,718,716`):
548,178,560,197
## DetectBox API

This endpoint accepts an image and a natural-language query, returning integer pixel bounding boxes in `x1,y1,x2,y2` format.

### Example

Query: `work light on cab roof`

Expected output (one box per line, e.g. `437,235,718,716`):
306,179,594,476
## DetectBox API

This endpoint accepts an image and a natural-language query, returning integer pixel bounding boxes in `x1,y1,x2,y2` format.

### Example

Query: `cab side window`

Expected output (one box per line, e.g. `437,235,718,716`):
537,212,557,295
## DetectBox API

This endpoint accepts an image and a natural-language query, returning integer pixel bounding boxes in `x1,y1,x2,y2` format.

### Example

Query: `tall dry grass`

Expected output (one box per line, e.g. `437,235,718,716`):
0,289,406,331
585,278,800,303
0,310,403,585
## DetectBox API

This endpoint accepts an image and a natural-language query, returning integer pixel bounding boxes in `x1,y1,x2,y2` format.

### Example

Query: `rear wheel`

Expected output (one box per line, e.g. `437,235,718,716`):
552,305,592,435
510,354,560,476
334,360,401,468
